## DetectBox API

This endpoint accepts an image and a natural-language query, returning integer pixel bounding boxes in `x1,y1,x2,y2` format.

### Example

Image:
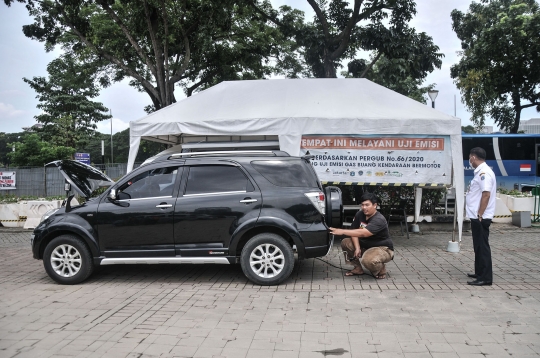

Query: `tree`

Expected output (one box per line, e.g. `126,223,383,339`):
8,134,75,167
24,55,111,149
0,132,24,166
79,129,167,164
253,0,442,80
451,0,540,133
5,0,294,111
345,53,437,102
461,125,476,134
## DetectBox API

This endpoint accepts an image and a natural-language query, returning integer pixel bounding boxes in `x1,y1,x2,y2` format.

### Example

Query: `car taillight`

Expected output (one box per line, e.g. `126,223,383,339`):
305,192,325,215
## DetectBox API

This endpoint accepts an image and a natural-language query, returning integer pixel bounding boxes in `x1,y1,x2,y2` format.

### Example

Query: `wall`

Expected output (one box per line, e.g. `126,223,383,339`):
0,163,134,197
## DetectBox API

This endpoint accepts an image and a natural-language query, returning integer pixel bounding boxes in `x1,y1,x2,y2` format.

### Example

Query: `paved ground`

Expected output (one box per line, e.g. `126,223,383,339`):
1,223,540,357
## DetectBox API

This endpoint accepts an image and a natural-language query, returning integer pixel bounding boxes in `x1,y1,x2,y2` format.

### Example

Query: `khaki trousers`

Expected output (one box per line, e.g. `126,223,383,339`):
341,237,394,276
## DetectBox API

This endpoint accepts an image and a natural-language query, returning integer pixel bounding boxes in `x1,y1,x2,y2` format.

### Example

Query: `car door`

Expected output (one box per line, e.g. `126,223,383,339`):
173,163,261,257
96,164,182,258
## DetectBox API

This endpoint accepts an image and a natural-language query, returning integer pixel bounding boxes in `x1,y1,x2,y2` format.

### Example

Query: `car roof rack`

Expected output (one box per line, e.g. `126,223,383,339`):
168,150,290,159
181,140,280,151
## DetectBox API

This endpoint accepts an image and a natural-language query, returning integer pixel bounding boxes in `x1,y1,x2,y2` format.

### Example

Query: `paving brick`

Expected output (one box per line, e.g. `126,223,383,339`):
2,224,540,357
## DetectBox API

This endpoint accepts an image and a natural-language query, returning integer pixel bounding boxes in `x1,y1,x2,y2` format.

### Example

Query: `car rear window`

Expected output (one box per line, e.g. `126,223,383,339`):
184,165,252,195
251,159,319,187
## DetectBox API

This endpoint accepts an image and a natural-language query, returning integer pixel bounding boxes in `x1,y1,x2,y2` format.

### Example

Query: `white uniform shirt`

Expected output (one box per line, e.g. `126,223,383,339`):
466,162,497,219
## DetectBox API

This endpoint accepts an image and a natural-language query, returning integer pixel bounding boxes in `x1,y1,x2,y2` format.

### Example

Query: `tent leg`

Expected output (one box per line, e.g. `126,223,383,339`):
447,204,460,252
411,187,422,233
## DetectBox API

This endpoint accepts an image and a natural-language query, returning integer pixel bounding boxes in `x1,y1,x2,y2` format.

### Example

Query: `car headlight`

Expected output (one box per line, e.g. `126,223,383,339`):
41,208,59,223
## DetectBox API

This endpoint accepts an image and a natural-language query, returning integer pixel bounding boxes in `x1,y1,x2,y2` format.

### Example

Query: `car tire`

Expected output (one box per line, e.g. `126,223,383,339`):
43,235,94,285
240,233,294,286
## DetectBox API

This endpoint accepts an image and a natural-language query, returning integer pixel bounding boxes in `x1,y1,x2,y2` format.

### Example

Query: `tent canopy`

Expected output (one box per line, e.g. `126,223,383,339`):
130,78,459,148
128,78,464,240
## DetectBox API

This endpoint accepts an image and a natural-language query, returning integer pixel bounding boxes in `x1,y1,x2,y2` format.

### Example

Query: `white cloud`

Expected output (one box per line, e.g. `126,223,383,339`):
96,117,130,135
0,102,25,118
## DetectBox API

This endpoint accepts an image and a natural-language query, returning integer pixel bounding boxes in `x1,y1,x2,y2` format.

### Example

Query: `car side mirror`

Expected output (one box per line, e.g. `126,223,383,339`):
108,188,117,201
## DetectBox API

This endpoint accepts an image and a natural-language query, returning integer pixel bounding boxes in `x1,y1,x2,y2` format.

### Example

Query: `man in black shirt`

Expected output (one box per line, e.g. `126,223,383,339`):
329,193,394,279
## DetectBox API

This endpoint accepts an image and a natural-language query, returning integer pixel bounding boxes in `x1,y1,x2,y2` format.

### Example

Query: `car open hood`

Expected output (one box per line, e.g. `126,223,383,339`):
46,160,115,198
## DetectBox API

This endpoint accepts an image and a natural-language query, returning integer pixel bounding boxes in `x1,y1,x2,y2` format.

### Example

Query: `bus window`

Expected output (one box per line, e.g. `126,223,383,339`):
462,137,495,160
498,137,536,160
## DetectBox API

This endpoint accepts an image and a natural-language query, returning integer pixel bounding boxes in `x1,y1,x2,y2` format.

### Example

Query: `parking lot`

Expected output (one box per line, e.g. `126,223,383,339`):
1,223,540,357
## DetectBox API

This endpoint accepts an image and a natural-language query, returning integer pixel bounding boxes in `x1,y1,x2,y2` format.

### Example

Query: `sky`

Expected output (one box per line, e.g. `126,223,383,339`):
1,1,538,135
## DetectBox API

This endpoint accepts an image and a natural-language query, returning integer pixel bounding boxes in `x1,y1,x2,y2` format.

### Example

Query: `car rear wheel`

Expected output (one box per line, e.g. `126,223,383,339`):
43,235,94,285
240,233,294,286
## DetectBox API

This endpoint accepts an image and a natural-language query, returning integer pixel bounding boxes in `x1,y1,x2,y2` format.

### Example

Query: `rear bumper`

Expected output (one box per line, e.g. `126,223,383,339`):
304,245,331,258
301,225,331,259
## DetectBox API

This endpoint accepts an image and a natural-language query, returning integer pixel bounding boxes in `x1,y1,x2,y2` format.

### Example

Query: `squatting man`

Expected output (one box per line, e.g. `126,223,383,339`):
329,192,394,279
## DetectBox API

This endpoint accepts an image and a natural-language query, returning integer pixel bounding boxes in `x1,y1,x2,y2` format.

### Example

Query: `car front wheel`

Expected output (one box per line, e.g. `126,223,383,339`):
240,233,294,286
43,235,94,285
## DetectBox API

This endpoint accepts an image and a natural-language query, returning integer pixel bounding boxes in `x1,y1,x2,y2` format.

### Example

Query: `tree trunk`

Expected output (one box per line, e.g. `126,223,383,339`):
323,57,337,78
511,107,521,133
511,92,521,133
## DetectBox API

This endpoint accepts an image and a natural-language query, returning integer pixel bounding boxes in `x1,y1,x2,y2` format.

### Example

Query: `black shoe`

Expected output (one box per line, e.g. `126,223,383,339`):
467,280,492,286
467,273,478,278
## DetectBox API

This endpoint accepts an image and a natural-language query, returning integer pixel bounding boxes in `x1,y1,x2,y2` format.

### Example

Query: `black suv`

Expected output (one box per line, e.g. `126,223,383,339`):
31,150,342,286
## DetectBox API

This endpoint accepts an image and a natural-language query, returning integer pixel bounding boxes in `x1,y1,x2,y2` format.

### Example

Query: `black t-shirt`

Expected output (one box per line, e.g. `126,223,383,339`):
350,211,394,251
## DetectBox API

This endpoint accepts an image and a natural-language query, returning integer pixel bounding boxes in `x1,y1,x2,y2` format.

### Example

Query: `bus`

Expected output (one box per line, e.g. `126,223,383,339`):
462,134,540,191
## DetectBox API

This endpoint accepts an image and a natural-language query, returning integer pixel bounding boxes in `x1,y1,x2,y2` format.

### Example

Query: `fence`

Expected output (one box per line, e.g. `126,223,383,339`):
0,163,136,198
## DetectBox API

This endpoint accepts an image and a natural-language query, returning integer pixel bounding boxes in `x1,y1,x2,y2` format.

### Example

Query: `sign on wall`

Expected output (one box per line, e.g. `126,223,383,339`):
74,153,91,165
300,135,452,186
0,171,16,190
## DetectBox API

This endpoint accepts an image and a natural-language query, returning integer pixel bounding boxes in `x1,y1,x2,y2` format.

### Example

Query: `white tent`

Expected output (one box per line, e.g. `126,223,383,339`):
128,78,464,240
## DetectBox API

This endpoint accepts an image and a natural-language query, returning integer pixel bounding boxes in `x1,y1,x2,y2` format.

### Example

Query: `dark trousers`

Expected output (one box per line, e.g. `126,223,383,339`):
470,218,493,282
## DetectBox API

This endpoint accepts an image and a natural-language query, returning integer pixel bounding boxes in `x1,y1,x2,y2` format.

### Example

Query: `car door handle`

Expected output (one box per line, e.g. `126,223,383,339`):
156,204,173,208
240,198,257,203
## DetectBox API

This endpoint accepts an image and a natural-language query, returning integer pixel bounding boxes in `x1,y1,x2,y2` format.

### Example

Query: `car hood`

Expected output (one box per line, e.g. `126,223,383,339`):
46,160,115,198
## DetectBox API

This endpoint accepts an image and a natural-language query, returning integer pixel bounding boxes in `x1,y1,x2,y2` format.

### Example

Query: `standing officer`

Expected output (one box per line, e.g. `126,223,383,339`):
466,147,496,286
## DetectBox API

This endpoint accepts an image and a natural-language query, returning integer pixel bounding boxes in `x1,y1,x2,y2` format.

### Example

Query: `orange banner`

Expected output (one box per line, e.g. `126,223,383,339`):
301,136,444,151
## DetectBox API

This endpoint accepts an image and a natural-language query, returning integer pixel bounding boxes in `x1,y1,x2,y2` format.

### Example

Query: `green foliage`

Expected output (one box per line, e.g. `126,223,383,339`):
344,54,438,102
330,184,446,215
0,132,24,166
507,189,526,196
265,0,443,81
461,125,476,134
497,188,529,196
451,0,540,133
6,0,444,117
23,55,111,148
7,134,75,167
76,128,168,164
8,0,296,111
371,186,445,216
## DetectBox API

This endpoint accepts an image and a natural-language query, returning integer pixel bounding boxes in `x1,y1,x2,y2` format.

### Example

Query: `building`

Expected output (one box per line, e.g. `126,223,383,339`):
478,126,494,134
518,118,540,134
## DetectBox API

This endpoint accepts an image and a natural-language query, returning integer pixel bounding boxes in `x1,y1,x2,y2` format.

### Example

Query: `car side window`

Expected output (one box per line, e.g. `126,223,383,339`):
117,166,179,199
184,166,252,195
